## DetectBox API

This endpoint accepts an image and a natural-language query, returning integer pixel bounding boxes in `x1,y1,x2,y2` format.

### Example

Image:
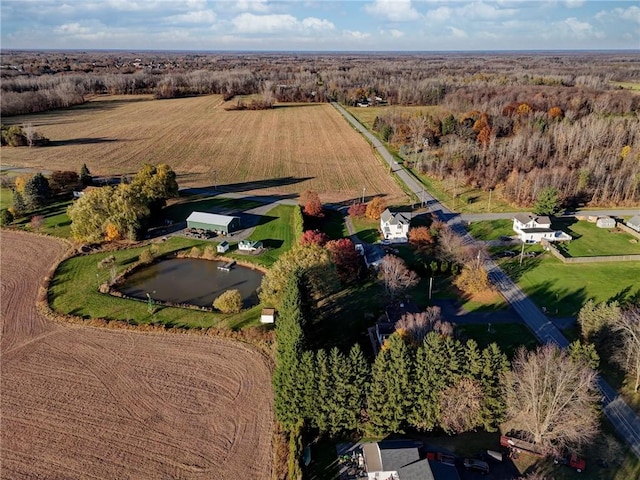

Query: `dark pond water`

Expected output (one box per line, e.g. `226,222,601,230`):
118,258,263,308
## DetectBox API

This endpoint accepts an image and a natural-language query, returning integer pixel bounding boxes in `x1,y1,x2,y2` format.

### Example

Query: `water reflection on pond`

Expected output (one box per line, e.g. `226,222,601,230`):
118,258,263,308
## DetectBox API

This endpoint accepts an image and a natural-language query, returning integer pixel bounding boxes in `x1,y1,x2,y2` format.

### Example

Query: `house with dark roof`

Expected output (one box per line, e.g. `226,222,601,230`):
381,209,411,242
362,440,460,480
512,213,571,243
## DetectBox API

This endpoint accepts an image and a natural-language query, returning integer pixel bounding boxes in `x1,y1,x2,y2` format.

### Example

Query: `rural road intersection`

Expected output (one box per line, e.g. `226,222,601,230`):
332,101,640,458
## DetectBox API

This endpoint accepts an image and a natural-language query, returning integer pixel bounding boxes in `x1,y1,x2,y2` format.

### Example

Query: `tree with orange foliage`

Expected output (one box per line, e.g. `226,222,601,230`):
304,197,324,217
300,229,329,246
365,197,387,220
408,226,434,251
477,125,494,147
516,103,533,115
548,106,563,120
104,223,120,241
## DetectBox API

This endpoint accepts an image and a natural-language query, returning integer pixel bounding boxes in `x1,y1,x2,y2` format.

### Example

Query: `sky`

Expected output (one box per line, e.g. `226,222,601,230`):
1,1,639,52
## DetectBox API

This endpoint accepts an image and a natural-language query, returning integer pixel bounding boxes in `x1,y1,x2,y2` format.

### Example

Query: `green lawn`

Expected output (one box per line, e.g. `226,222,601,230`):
229,204,297,267
11,198,73,238
351,216,380,243
49,237,262,329
466,219,514,241
0,187,13,210
553,219,640,257
501,253,640,316
305,208,348,240
457,323,539,359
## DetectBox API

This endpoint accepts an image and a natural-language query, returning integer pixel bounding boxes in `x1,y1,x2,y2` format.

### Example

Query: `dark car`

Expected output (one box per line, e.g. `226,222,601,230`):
464,458,490,474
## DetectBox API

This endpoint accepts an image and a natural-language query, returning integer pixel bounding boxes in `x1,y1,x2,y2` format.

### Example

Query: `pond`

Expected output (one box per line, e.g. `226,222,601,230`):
117,258,263,309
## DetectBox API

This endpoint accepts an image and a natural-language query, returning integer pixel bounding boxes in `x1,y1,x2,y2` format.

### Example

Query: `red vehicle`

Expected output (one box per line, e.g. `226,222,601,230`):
555,453,586,473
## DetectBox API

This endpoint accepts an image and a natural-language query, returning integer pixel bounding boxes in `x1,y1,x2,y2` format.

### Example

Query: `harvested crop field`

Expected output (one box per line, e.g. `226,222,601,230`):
2,95,406,204
0,231,273,479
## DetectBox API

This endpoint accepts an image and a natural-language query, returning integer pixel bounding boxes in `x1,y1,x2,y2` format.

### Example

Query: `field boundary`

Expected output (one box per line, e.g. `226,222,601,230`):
545,241,640,263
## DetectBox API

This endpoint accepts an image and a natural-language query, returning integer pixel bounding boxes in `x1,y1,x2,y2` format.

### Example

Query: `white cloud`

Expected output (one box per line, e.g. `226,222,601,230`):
365,0,421,22
564,0,585,8
425,2,517,24
427,6,452,23
344,30,371,40
232,0,270,13
54,23,92,35
232,13,334,34
448,26,468,39
596,6,640,25
165,9,217,24
389,29,404,38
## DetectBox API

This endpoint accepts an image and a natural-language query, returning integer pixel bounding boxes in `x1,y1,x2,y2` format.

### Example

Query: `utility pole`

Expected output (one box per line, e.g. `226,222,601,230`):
520,240,526,266
488,188,492,213
362,186,366,204
429,277,434,300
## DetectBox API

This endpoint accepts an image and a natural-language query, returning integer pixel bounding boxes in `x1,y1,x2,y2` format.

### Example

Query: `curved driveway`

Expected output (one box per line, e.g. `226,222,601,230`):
332,102,640,458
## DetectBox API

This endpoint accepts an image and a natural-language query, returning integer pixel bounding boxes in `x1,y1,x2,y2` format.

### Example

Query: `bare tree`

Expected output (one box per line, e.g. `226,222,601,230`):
395,306,454,342
609,307,640,392
378,254,419,297
437,224,468,263
22,123,36,147
439,377,484,434
505,344,600,455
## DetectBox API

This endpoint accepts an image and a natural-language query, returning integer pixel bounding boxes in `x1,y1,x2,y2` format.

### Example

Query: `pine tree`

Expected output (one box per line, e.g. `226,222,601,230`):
314,349,332,434
22,172,50,209
463,339,483,379
328,347,350,437
344,343,370,433
11,190,26,217
409,333,450,431
478,343,509,431
79,163,92,186
273,270,307,430
298,350,317,421
367,334,412,435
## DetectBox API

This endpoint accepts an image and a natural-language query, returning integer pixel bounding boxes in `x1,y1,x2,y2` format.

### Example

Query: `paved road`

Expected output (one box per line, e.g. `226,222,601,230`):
332,102,640,458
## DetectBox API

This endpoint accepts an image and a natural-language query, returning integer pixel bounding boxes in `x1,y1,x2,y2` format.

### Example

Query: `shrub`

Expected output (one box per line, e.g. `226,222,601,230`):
348,203,367,218
0,208,14,226
189,246,201,258
213,289,243,313
202,245,217,260
365,197,387,220
139,248,155,264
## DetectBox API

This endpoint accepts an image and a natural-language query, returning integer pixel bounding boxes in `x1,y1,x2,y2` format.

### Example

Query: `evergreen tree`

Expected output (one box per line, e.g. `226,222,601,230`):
314,349,332,434
343,343,370,433
463,339,483,379
298,350,317,421
327,347,350,437
367,334,412,435
409,333,450,431
11,190,26,217
478,343,509,431
533,186,562,216
79,163,92,186
273,271,307,430
22,172,50,209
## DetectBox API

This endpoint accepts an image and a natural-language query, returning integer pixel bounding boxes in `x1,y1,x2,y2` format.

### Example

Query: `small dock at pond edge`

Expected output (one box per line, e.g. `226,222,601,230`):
217,260,236,272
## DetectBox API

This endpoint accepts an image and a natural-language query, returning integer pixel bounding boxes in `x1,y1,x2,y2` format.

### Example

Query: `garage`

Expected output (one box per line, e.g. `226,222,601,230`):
186,211,241,235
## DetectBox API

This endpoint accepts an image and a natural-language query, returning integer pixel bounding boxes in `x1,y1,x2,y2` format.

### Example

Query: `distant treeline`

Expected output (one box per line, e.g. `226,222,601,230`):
1,51,638,206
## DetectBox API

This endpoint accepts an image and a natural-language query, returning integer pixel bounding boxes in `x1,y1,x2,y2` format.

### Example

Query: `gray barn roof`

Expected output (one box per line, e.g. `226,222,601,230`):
628,215,640,227
186,211,238,226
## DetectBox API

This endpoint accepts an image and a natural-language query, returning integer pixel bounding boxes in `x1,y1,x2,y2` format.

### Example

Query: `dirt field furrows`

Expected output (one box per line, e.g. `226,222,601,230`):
0,230,273,479
2,95,406,204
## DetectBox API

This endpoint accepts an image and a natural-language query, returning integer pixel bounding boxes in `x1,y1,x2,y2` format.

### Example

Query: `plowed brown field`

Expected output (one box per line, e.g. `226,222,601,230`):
2,95,406,204
0,231,273,479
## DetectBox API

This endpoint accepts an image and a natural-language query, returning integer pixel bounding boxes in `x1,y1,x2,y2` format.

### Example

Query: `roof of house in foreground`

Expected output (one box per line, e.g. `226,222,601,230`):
186,211,238,226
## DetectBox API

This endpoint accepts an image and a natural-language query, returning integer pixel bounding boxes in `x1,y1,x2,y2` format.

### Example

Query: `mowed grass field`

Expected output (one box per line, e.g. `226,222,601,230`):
2,95,406,204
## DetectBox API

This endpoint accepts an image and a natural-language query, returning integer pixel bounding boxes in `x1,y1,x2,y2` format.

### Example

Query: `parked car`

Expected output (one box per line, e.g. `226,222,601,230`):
464,458,490,474
499,235,513,241
555,453,586,473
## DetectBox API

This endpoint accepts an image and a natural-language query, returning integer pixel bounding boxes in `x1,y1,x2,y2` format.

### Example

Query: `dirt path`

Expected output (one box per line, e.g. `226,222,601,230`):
0,230,274,479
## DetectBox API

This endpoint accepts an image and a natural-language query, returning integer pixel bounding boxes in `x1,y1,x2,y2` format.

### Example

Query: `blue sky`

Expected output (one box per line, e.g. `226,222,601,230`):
1,1,638,51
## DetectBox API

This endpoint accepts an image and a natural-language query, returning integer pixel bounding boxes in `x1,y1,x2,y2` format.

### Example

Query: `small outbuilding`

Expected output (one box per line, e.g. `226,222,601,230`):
238,240,263,251
217,241,229,253
627,215,640,232
596,216,616,229
186,211,241,235
261,308,276,324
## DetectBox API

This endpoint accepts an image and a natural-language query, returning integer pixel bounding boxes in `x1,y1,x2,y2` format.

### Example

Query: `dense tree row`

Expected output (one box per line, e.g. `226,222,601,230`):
67,163,178,242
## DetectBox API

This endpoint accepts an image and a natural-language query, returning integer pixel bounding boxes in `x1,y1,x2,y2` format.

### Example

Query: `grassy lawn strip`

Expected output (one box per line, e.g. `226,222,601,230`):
229,204,296,267
457,323,539,359
553,219,640,257
501,253,640,317
467,219,514,241
351,216,380,243
49,237,260,329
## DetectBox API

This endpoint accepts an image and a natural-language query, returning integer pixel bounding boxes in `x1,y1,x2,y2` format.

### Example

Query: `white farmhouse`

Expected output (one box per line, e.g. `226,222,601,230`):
380,209,411,242
512,214,572,243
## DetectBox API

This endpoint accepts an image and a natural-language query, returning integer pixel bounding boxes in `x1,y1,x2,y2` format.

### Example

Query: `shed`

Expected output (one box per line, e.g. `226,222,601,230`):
186,211,240,235
217,241,229,253
238,240,263,251
261,308,275,324
596,217,616,229
627,215,640,232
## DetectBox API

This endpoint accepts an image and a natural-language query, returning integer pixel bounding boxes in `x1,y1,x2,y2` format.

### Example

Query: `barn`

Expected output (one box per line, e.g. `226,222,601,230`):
186,211,241,235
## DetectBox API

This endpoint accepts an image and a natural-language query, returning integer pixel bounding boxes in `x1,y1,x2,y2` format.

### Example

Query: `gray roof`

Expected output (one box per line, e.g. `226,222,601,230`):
628,215,640,227
379,445,419,472
399,459,435,480
514,214,551,226
364,441,436,480
186,211,238,226
381,208,411,225
428,460,461,480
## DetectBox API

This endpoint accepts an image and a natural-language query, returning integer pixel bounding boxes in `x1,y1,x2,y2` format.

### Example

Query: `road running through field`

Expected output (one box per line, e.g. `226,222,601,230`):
332,101,640,458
